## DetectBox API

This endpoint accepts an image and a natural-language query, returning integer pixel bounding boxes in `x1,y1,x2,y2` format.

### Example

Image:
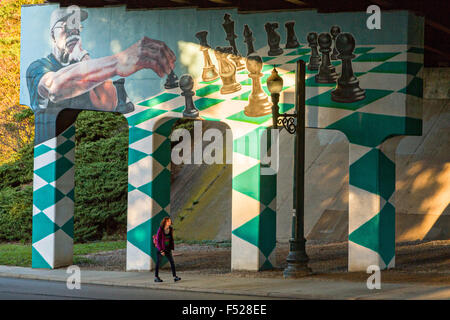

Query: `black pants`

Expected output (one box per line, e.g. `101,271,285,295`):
155,250,177,278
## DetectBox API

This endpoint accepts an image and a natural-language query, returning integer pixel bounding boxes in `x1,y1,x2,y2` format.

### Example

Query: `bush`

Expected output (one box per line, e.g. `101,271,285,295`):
0,186,33,241
74,135,128,242
0,111,129,242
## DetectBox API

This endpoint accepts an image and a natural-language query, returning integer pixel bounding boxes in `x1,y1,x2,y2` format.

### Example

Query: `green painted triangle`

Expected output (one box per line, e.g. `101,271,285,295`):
377,151,396,201
353,52,400,62
128,148,148,165
407,47,424,54
306,88,393,111
66,189,75,201
399,77,423,98
61,217,74,239
127,210,170,264
232,207,276,259
126,108,167,126
56,140,75,156
368,61,422,76
233,127,268,160
129,126,153,144
260,173,277,206
151,139,171,167
227,110,271,125
137,92,178,108
257,207,277,258
33,184,66,211
32,246,52,269
232,164,260,200
349,148,395,200
137,169,171,208
128,183,136,192
32,212,60,243
260,259,273,270
61,125,75,139
154,119,177,137
349,202,395,266
173,97,224,113
127,219,152,255
327,112,420,148
354,47,375,54
34,157,73,183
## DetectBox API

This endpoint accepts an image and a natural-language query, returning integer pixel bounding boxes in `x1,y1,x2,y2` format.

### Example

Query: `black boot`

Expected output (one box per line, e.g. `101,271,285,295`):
154,277,163,283
174,276,181,282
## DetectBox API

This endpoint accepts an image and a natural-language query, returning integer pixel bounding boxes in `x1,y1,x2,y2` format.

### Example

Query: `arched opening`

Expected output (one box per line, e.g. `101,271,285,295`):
166,119,233,274
72,110,129,270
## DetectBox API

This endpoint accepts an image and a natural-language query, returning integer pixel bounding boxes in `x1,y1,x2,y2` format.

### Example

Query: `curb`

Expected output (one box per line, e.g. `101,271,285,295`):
0,272,306,300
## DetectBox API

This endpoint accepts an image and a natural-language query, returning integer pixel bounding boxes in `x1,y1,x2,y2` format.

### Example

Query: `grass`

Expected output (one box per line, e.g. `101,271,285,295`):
0,240,127,267
0,240,230,267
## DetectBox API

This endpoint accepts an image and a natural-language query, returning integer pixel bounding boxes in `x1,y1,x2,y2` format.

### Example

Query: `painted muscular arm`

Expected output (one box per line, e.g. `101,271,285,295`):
38,37,176,105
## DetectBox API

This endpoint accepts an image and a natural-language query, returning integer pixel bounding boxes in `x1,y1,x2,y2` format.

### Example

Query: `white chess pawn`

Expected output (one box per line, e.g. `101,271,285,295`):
244,55,272,117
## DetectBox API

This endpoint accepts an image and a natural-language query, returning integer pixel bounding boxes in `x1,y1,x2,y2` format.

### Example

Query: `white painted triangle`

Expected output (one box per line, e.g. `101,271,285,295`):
349,184,382,234
33,234,55,268
126,241,151,271
349,143,373,165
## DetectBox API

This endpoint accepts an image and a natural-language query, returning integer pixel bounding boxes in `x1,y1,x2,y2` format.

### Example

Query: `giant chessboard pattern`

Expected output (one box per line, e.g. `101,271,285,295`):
124,43,423,271
29,41,423,271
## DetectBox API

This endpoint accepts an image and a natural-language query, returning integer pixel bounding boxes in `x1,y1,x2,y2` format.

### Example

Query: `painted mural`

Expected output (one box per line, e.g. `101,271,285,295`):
21,4,423,272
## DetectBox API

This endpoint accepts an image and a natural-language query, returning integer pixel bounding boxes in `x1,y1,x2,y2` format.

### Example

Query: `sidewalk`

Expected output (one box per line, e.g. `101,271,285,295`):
1,265,449,300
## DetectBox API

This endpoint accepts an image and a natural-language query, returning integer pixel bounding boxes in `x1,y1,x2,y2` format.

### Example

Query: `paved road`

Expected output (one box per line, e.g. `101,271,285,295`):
0,277,283,300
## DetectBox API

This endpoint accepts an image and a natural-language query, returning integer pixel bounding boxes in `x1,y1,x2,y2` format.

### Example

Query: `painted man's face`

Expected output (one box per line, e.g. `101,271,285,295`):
52,20,82,54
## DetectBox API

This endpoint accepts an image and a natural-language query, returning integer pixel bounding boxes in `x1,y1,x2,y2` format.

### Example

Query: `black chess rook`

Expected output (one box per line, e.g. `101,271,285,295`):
265,22,283,56
315,32,339,84
285,21,300,49
330,25,341,60
331,33,366,103
307,32,321,71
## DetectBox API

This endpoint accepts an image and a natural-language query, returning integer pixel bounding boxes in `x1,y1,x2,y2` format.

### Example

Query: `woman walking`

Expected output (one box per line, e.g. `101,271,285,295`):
154,217,181,283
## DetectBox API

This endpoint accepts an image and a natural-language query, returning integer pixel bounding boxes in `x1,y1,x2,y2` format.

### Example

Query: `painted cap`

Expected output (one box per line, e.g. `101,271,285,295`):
50,7,88,31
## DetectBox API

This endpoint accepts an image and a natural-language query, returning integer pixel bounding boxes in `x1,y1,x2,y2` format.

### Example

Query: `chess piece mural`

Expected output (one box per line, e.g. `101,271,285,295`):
307,32,321,71
330,25,341,60
222,13,245,70
195,31,219,82
331,33,366,102
315,32,339,83
284,21,300,49
20,5,424,274
214,46,241,94
244,54,272,117
265,22,283,56
243,24,255,56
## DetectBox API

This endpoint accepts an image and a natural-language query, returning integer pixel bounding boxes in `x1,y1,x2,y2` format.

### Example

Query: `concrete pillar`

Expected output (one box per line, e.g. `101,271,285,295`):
231,127,277,271
348,137,402,271
32,121,76,268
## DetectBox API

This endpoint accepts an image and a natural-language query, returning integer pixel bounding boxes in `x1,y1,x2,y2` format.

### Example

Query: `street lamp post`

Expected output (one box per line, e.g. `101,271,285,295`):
267,60,311,278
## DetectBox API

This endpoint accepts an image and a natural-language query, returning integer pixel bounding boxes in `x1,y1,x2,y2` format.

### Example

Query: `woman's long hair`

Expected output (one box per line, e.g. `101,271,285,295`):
160,217,172,229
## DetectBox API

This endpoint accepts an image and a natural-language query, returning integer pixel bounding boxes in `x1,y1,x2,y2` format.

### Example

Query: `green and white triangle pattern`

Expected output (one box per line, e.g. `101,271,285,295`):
347,141,399,271
125,101,277,271
231,127,277,271
32,125,75,269
126,106,174,271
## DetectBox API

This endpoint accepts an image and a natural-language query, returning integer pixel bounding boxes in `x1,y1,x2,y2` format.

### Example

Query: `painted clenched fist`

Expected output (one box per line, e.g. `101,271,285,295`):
115,36,176,78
